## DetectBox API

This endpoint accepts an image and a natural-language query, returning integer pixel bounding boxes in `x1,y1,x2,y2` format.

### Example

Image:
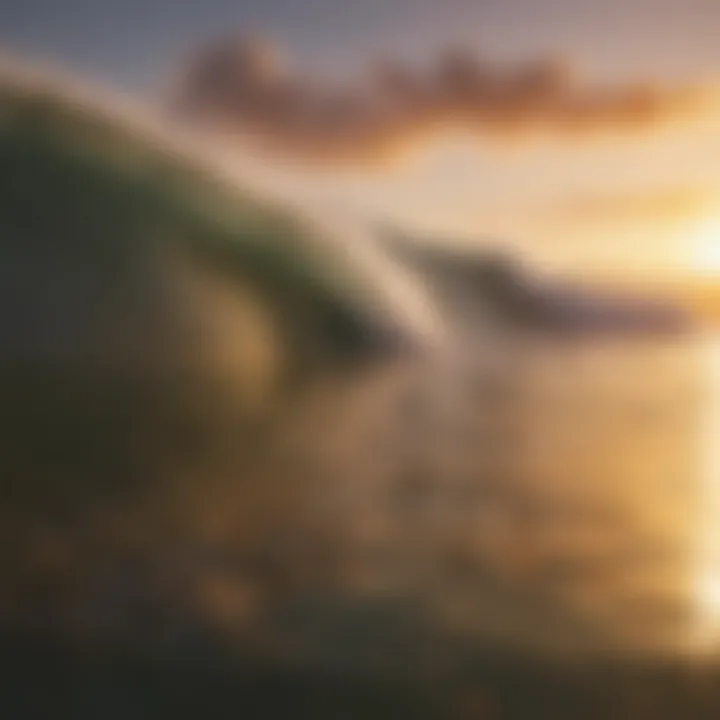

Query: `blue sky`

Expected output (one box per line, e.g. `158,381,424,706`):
3,0,720,90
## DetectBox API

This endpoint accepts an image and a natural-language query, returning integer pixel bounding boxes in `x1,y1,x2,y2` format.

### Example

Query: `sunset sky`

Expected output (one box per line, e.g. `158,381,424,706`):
3,0,720,281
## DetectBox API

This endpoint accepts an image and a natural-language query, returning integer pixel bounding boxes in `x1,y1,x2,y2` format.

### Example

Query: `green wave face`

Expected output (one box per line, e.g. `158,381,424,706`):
0,68,430,366
0,68,443,638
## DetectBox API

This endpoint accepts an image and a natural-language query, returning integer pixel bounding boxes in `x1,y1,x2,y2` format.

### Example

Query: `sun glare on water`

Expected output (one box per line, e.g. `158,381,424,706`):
688,217,720,650
692,336,720,654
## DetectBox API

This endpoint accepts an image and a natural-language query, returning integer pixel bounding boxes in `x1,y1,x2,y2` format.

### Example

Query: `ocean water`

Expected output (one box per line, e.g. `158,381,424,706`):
482,331,705,655
285,326,713,661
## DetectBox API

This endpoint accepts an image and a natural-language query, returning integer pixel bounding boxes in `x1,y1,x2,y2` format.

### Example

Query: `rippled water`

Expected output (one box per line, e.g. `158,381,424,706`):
691,333,720,651
493,332,705,655
304,327,714,659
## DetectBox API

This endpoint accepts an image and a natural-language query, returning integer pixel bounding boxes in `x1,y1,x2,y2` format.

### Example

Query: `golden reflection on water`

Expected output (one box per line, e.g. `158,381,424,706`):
520,331,720,657
505,334,703,656
692,334,720,654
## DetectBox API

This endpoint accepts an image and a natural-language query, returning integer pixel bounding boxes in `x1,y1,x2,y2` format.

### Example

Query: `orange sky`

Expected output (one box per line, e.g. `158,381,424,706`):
6,0,720,284
169,36,720,285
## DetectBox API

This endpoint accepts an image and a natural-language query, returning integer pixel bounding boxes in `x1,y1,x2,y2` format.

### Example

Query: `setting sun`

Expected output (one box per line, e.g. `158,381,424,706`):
690,218,720,275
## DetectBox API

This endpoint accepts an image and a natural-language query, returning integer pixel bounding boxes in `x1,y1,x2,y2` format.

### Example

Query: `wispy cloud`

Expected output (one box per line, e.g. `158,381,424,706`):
168,35,712,164
549,187,719,225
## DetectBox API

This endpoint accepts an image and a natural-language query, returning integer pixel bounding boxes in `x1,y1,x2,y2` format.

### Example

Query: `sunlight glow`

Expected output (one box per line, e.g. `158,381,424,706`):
689,218,720,276
692,336,720,654
697,574,720,620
